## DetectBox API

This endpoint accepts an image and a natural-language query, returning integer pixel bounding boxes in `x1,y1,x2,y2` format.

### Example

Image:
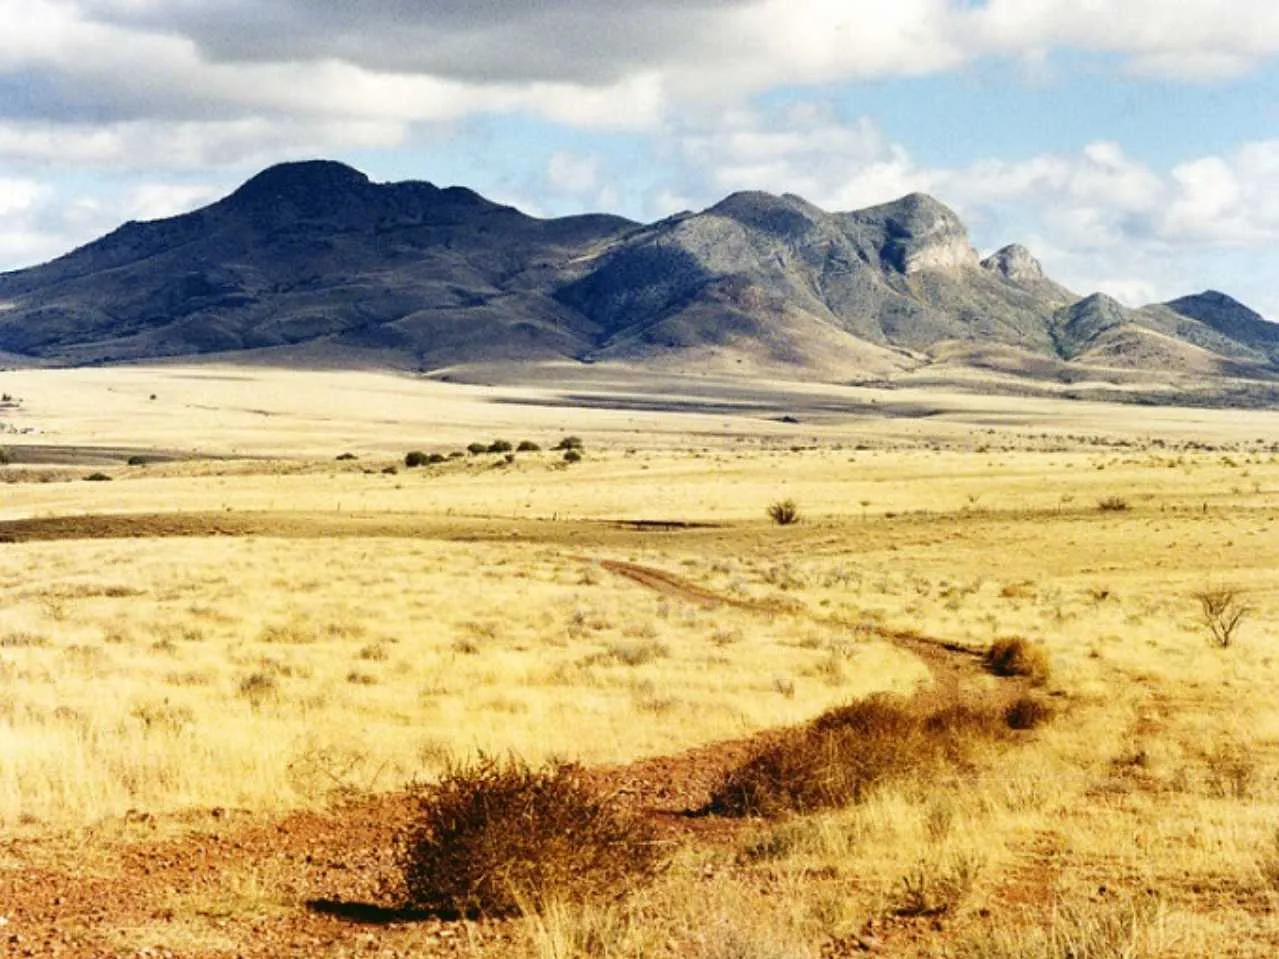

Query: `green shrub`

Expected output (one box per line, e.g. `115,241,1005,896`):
487,440,513,454
399,756,662,916
767,499,800,525
405,451,429,467
516,440,541,452
427,452,447,465
984,637,1052,685
554,436,585,451
466,442,489,456
563,449,583,464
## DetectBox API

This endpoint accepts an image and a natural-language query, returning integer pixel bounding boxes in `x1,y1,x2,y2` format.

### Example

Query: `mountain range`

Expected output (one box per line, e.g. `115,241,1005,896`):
0,159,1275,400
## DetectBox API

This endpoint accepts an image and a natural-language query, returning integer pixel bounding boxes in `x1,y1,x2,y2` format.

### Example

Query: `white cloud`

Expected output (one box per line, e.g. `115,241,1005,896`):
0,117,407,170
664,103,920,207
546,152,601,195
0,0,1272,161
0,177,47,216
969,0,1279,80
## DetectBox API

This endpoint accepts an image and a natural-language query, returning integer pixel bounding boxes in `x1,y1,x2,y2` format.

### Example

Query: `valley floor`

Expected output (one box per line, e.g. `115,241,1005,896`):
1,366,1278,957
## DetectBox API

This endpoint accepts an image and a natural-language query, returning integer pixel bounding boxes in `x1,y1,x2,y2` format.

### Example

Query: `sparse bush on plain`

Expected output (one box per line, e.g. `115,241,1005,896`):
487,440,513,454
1194,586,1251,648
767,499,800,526
604,639,669,667
1004,695,1053,730
466,442,489,456
563,448,583,463
709,694,1009,817
554,436,584,451
405,450,429,467
83,472,113,482
335,452,358,461
127,455,150,466
238,671,279,706
1096,495,1130,512
399,756,662,917
517,440,541,452
984,637,1052,685
893,853,985,918
427,452,447,464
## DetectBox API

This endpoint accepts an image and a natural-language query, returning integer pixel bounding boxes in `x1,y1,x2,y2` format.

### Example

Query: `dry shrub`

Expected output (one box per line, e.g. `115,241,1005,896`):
984,637,1051,685
708,695,1007,817
1194,586,1251,648
400,756,663,917
1004,695,1054,730
766,499,800,526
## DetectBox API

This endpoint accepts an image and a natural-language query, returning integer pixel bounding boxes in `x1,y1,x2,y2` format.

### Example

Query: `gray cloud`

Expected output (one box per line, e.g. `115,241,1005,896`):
0,0,1271,153
82,0,741,84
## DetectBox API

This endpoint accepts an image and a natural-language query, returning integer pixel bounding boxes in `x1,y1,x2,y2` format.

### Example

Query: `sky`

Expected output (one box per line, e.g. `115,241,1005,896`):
0,0,1276,319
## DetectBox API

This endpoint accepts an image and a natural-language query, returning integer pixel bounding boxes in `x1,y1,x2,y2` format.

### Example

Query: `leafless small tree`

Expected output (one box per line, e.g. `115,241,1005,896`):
1194,587,1252,648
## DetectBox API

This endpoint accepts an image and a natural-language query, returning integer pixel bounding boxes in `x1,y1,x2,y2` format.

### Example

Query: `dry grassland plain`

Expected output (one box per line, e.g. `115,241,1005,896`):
1,364,1279,957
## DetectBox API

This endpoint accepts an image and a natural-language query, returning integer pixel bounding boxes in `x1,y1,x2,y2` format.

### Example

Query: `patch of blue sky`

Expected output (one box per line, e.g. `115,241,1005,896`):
760,52,1278,168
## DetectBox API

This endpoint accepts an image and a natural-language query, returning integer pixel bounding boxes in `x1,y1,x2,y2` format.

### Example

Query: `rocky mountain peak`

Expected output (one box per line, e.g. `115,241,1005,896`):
1167,289,1260,318
1071,292,1129,318
706,190,822,238
226,160,373,207
859,192,978,275
981,244,1044,283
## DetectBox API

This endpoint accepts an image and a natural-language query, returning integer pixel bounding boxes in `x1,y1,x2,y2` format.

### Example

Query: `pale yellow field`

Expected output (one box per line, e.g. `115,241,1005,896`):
2,365,1279,957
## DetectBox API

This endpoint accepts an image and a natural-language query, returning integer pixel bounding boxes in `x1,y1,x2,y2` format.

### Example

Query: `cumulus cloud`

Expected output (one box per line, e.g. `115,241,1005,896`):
545,151,616,208
0,117,405,170
969,0,1279,80
655,102,926,213
0,0,1270,153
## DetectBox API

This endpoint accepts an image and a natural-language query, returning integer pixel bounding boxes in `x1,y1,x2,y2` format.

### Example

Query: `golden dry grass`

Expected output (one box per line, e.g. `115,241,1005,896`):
2,366,1279,955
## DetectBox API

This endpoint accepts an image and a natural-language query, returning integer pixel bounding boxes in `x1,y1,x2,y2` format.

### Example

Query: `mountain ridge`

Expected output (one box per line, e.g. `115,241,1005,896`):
0,159,1274,397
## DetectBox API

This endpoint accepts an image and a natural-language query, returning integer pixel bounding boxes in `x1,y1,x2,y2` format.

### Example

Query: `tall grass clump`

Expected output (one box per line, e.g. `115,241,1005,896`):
399,756,663,917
